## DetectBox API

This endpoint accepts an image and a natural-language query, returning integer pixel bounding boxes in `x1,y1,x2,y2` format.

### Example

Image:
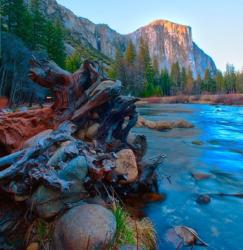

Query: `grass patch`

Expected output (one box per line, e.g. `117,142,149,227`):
113,205,136,246
112,204,157,249
25,219,54,249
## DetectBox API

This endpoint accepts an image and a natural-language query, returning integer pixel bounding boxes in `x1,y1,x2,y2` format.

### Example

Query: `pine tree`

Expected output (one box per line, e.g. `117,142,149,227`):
201,69,216,93
65,51,82,73
30,1,47,50
138,38,150,70
236,71,243,93
185,68,194,94
160,69,171,96
194,74,202,95
180,67,187,94
108,48,124,79
137,38,157,96
170,62,181,95
125,40,136,65
215,70,224,93
44,20,66,66
224,64,237,93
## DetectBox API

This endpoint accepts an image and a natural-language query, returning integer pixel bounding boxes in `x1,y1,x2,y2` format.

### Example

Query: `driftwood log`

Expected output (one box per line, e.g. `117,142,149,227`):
0,59,164,249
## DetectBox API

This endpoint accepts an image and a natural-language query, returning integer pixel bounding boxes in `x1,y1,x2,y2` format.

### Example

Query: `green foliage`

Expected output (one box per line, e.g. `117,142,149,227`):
215,70,224,93
180,67,187,93
201,69,216,93
160,69,171,95
1,0,66,66
113,205,136,246
224,64,237,93
65,51,82,72
43,20,66,66
170,62,181,95
125,41,136,65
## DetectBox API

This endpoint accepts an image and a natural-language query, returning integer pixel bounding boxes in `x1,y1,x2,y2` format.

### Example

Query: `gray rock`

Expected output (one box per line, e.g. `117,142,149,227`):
196,194,211,205
58,156,88,182
31,186,64,219
53,204,116,250
31,182,86,219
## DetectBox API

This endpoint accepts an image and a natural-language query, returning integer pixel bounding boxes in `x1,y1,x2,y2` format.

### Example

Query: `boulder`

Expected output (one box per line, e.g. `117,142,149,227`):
53,204,116,250
58,156,88,182
31,182,86,219
31,186,64,219
85,123,100,140
114,149,138,183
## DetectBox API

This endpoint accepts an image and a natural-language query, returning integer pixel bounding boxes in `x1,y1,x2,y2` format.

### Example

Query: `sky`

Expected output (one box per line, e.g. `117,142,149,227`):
57,0,243,71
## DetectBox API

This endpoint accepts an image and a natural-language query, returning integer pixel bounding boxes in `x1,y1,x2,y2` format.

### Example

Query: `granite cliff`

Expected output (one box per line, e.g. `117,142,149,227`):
26,0,216,77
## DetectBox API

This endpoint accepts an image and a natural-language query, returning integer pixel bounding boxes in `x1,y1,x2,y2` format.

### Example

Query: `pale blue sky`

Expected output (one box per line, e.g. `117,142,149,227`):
57,0,243,71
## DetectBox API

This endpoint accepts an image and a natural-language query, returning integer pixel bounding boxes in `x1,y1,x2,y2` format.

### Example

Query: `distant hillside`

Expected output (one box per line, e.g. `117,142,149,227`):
30,0,217,77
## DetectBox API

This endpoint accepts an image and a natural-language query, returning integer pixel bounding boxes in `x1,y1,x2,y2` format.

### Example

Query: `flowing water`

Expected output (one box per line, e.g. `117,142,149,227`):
133,104,243,250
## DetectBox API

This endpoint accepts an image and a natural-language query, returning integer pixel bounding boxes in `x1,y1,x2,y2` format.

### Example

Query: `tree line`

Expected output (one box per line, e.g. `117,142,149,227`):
109,39,243,96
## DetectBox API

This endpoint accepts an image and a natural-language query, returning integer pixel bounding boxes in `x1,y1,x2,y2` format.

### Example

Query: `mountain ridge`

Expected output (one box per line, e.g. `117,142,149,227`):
27,0,217,77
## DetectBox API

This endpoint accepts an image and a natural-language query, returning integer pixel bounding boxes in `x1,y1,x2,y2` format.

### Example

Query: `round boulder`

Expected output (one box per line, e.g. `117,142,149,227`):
53,204,116,250
58,156,88,182
85,123,100,140
115,149,138,183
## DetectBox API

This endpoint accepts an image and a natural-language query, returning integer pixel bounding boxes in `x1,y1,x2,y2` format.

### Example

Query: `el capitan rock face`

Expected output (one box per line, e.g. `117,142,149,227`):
25,0,216,77
128,20,216,77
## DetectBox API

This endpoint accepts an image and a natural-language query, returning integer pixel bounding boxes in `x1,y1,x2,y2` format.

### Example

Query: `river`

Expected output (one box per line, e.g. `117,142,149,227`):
133,104,243,250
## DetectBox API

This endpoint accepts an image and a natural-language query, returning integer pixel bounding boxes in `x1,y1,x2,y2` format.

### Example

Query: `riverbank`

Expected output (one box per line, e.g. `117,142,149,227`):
137,94,243,105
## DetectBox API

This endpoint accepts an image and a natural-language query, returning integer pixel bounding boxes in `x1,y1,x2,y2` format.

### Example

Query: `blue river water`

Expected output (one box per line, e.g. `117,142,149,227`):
133,104,243,250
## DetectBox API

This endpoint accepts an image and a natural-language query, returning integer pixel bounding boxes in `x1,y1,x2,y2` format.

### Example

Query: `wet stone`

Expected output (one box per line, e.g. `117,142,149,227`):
196,194,211,205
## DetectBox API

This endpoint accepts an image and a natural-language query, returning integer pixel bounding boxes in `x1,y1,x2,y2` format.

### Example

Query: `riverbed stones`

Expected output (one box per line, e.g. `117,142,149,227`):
53,204,116,250
114,149,138,183
196,194,211,205
192,172,212,181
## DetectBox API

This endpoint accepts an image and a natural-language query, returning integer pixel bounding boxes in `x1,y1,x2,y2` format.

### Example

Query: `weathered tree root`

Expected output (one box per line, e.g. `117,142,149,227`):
0,59,164,249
